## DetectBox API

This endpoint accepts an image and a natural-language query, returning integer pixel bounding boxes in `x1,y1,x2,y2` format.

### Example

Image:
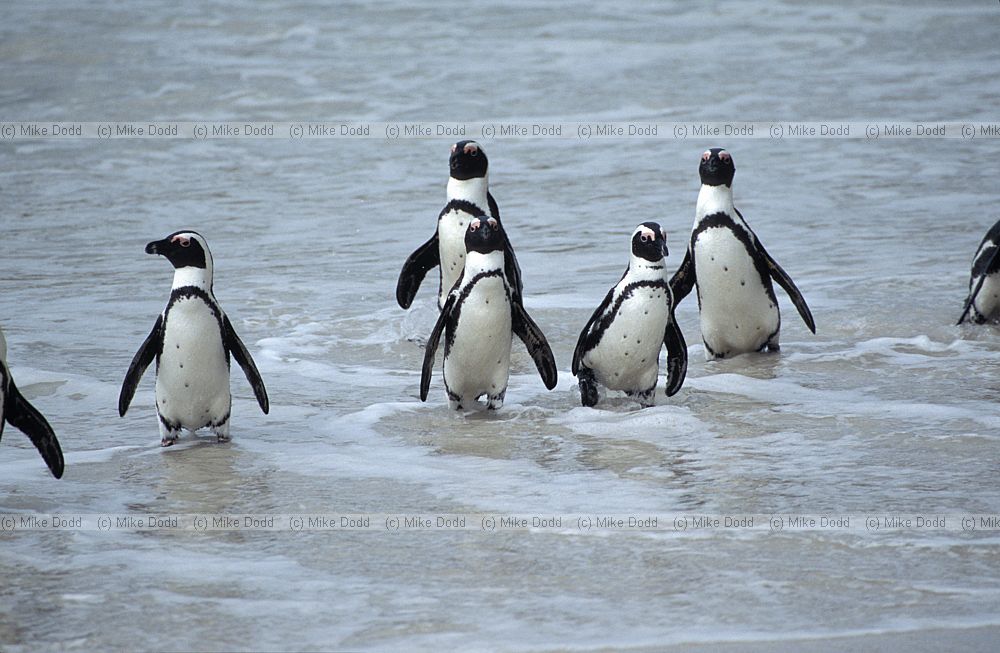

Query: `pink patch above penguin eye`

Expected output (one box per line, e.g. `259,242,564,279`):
470,219,480,231
487,218,497,228
171,235,191,248
719,151,731,161
702,151,711,161
451,144,458,153
464,143,478,155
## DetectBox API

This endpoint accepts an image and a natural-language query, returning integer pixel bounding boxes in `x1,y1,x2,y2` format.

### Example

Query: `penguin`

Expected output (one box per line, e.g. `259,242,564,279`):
572,223,688,408
0,327,64,478
118,231,269,446
957,219,1000,324
670,148,815,359
420,216,556,410
396,140,523,310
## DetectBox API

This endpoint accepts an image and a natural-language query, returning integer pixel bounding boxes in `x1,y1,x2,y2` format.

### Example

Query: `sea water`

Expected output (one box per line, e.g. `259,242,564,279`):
1,1,999,650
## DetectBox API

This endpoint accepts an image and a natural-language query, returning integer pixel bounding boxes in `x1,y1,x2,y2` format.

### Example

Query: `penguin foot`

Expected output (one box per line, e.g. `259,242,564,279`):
627,388,656,408
578,368,599,408
212,422,231,443
486,390,506,411
158,414,180,447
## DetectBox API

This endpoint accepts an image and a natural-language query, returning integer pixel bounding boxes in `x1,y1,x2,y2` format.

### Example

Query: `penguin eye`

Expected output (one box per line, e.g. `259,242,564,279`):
719,151,731,162
640,234,650,243
470,220,480,232
487,218,497,228
701,151,711,162
172,235,191,248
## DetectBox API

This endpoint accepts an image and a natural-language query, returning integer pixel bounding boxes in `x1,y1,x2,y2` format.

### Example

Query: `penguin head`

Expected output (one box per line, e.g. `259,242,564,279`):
449,141,489,180
465,216,504,255
699,148,735,187
631,222,669,263
145,230,213,272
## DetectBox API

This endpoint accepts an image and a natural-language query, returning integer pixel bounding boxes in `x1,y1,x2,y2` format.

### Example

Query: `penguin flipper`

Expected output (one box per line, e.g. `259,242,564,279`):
572,285,616,376
512,301,558,390
957,275,988,325
487,191,501,221
396,234,440,309
663,310,688,397
502,237,524,306
6,380,64,479
223,315,269,414
487,191,526,305
420,294,454,401
669,249,696,305
763,250,816,334
118,315,163,417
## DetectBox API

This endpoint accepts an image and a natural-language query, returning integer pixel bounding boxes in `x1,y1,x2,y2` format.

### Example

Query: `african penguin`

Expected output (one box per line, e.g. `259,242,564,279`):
957,219,1000,324
572,223,688,408
0,326,64,478
420,216,556,410
396,140,523,310
670,148,816,359
118,230,269,446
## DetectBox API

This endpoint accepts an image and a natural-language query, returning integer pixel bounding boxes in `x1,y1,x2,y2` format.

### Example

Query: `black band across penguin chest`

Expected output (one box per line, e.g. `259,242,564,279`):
587,279,671,354
691,212,776,304
158,286,228,366
443,269,508,356
437,200,489,295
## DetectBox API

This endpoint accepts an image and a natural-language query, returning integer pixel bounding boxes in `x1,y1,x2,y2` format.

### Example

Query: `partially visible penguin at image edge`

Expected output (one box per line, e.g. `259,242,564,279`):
957,219,1000,325
0,326,64,478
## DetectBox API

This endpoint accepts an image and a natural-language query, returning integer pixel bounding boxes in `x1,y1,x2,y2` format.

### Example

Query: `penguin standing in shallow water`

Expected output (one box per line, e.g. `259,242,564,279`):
957,219,1000,324
396,140,523,310
0,327,63,478
573,223,687,408
420,216,556,410
118,231,269,446
670,148,815,359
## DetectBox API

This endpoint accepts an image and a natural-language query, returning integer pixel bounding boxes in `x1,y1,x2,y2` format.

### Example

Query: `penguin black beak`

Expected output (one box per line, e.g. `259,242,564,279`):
145,239,164,255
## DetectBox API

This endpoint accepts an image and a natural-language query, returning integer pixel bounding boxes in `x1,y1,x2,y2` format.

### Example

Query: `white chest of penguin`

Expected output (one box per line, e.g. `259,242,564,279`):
157,296,230,426
694,228,777,350
445,276,512,386
585,281,671,391
438,210,471,290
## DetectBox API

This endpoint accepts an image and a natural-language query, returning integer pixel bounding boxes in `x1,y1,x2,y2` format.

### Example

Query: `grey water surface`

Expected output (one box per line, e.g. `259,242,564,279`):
2,1,1000,651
